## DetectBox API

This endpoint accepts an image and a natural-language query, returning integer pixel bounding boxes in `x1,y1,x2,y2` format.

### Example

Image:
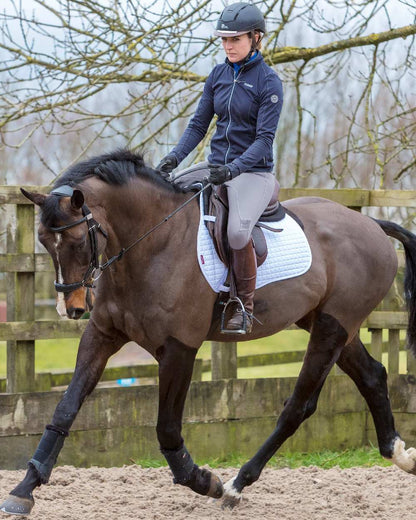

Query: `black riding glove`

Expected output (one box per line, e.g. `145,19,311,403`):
156,154,178,178
208,164,232,185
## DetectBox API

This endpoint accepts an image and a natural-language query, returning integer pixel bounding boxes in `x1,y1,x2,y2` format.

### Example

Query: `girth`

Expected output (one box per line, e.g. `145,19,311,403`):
203,182,285,268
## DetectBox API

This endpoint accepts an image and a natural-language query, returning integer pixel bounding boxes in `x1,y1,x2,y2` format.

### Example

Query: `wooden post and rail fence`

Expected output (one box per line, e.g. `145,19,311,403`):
0,185,416,468
1,186,415,393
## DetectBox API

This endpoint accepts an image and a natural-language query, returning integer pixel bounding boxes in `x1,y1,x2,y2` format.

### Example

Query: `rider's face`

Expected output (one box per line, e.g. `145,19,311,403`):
221,34,252,63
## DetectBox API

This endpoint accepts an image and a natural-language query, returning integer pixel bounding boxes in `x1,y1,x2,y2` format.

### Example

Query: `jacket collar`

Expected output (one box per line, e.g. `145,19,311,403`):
225,51,263,74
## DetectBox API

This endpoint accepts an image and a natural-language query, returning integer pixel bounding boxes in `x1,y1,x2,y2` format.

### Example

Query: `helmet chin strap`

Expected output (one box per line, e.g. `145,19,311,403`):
239,31,262,65
236,49,257,67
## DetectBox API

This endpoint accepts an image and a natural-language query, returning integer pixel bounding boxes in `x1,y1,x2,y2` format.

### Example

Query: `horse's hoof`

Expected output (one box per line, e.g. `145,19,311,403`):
221,477,242,509
0,495,34,516
207,473,224,499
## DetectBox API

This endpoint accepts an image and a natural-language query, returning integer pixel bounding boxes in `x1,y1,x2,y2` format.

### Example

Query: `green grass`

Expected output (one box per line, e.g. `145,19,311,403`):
196,329,310,361
269,447,392,469
35,338,79,371
197,329,310,379
133,447,391,470
0,343,5,376
0,338,79,377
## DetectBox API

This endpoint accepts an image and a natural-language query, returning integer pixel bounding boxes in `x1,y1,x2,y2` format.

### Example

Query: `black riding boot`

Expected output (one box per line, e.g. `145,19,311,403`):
225,242,257,334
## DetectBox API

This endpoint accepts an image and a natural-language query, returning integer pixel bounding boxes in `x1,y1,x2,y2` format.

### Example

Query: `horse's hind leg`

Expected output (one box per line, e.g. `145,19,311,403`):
156,337,223,499
222,312,348,508
0,321,125,516
337,334,416,473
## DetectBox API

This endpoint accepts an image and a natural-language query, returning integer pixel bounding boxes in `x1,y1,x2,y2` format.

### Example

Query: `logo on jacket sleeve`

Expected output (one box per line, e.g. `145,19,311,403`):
271,94,279,103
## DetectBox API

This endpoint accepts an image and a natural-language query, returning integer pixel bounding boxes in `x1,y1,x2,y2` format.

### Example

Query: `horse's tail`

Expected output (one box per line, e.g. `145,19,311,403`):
374,219,416,356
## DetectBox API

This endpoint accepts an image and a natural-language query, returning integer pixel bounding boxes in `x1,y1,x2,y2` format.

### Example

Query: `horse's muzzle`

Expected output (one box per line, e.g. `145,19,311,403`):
63,287,93,320
67,307,86,320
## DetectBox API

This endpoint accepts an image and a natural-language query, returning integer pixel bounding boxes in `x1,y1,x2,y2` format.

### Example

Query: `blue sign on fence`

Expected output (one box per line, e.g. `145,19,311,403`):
116,378,136,387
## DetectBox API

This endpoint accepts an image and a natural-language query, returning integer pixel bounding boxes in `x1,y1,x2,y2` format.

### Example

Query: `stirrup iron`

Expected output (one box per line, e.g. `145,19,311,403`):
220,297,251,335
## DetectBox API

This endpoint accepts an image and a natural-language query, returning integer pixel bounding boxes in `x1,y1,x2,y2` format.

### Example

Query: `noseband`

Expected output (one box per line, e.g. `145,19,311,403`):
49,185,108,293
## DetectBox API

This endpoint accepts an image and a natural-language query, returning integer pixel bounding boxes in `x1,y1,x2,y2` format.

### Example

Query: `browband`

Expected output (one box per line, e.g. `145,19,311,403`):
50,185,74,197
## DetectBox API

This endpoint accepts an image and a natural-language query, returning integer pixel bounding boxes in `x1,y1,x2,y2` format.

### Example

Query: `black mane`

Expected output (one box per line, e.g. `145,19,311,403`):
53,148,176,191
42,149,179,228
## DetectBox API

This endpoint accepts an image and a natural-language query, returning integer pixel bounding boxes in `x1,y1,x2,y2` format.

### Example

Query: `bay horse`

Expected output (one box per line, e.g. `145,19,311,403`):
1,148,416,515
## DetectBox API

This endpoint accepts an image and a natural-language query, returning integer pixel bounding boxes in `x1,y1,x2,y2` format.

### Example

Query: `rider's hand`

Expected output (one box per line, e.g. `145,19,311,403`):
156,154,178,178
208,164,232,185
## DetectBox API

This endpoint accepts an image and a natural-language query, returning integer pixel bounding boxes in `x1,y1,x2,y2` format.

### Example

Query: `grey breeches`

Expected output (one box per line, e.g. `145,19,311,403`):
171,162,277,250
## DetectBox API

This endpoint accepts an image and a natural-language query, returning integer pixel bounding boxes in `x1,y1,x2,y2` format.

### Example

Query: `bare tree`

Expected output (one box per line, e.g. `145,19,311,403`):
0,0,415,189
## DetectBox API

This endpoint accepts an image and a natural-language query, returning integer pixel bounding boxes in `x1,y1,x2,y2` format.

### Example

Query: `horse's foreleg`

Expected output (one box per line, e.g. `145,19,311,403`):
337,334,416,474
0,322,124,516
222,312,348,508
157,337,223,499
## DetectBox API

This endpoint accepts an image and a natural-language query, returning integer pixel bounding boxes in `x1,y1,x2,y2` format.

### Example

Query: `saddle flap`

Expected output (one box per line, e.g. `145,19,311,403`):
203,182,284,268
252,226,267,266
206,185,229,265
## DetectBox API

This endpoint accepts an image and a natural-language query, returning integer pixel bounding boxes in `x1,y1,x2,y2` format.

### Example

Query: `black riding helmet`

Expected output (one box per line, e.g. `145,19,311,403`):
214,2,266,37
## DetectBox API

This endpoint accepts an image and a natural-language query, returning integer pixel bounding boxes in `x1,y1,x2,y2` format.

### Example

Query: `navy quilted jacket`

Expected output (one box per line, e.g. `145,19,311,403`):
171,52,283,176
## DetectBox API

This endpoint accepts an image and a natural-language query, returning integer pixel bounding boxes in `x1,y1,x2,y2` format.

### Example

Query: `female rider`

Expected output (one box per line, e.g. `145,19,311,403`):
158,2,283,334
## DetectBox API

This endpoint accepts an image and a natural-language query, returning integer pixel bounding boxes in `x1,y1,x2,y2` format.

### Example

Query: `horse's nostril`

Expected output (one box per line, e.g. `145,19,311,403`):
68,307,86,320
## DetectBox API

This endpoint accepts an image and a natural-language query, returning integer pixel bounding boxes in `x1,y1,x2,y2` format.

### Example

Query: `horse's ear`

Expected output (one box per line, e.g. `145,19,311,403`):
71,189,84,209
20,188,47,207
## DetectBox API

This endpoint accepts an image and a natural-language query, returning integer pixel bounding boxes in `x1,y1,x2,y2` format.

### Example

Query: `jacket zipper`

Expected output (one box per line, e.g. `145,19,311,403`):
224,67,243,165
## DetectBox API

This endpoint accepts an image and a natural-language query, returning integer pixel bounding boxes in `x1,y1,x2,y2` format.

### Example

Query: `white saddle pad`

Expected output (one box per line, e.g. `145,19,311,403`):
197,194,312,293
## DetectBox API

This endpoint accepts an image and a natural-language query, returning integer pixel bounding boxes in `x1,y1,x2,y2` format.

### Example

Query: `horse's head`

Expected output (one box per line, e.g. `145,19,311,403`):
21,186,107,319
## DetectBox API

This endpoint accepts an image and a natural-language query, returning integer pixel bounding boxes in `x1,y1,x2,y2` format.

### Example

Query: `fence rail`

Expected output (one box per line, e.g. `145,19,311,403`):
1,186,416,393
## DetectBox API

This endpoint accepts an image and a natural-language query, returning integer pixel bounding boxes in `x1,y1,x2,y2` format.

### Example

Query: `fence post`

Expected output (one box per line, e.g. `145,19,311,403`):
388,328,400,375
407,349,416,375
368,328,382,363
6,203,36,392
211,341,237,380
192,358,203,381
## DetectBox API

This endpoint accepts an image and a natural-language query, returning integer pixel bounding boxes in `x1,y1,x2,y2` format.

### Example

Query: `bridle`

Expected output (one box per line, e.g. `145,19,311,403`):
48,181,209,294
49,185,108,293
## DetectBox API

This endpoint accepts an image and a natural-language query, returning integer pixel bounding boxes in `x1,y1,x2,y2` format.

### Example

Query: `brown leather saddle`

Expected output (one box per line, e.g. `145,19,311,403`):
203,182,286,268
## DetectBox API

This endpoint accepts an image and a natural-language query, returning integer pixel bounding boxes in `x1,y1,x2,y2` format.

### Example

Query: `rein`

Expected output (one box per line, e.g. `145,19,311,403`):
49,182,210,293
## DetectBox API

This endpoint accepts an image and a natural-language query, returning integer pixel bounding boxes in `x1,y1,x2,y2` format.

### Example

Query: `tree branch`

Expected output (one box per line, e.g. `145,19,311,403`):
265,24,416,64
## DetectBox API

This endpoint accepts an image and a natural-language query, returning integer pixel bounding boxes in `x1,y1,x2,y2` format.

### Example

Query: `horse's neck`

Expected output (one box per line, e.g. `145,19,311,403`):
99,180,194,258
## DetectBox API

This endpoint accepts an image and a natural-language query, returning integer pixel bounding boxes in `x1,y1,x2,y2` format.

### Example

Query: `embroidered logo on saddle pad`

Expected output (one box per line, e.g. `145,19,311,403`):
197,194,312,293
